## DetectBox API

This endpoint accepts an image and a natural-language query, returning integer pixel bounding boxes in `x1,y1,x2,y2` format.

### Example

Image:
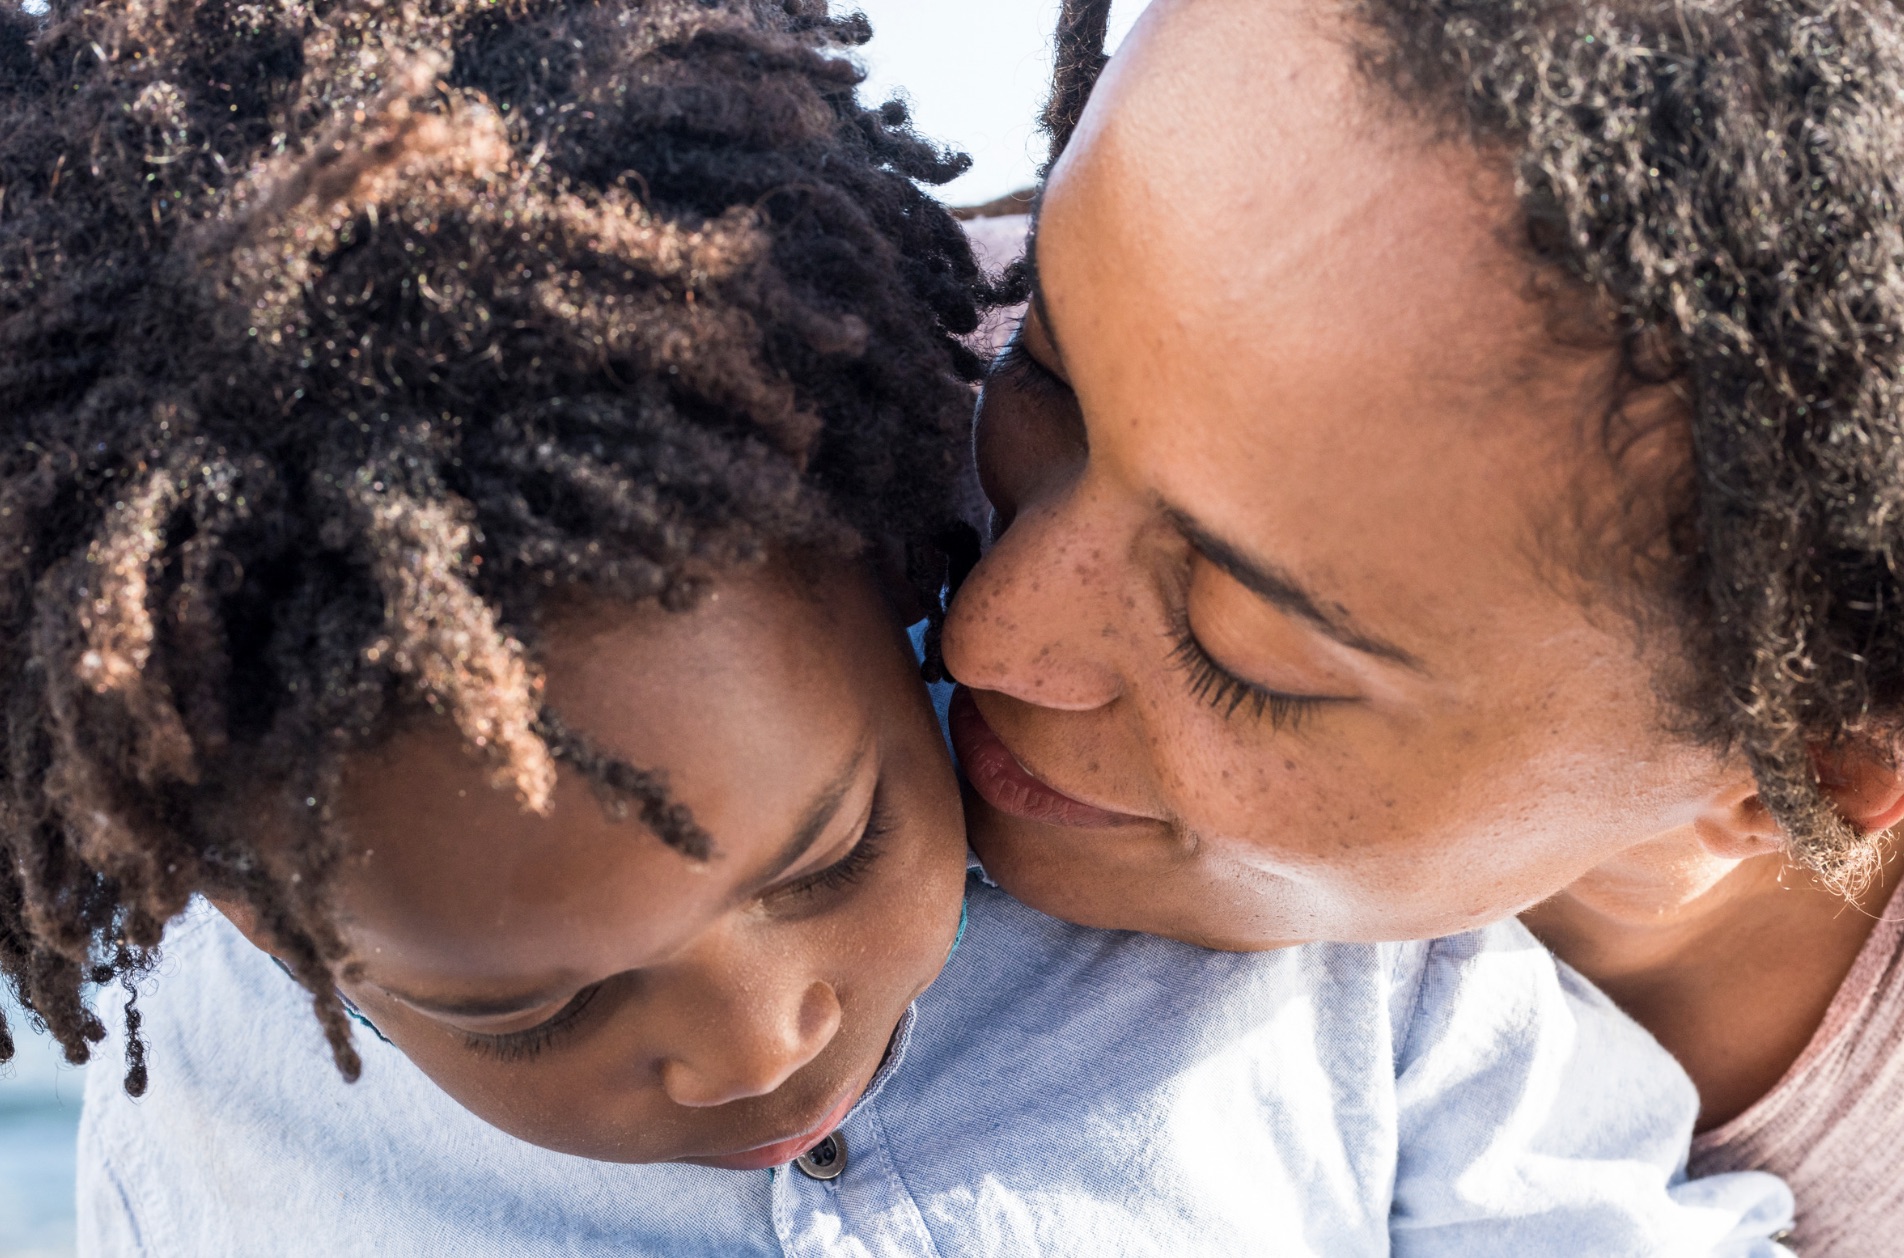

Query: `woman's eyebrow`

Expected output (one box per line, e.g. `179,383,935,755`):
1165,506,1426,673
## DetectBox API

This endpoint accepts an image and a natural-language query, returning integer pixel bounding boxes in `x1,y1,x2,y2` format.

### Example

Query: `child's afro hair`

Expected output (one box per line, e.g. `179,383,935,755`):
0,0,991,1090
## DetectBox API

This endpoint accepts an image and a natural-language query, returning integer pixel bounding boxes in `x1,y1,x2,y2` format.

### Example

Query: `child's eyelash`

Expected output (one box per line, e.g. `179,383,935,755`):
1167,618,1324,731
777,791,893,900
462,983,604,1064
459,795,893,1065
993,338,1072,400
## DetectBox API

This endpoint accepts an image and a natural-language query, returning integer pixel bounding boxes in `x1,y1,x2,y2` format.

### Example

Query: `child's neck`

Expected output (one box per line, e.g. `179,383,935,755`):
1522,833,1899,1132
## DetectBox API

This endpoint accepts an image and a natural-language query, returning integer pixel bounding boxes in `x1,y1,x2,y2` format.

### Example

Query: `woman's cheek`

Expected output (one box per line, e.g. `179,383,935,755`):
1156,711,1373,863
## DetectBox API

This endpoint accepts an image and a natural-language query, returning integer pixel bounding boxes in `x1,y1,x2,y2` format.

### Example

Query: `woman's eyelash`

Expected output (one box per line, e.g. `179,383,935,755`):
1167,618,1325,731
461,983,604,1064
777,790,893,900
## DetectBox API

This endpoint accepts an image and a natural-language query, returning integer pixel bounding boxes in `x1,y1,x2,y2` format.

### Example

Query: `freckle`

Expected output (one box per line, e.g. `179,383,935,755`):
1087,760,1100,772
1283,759,1296,771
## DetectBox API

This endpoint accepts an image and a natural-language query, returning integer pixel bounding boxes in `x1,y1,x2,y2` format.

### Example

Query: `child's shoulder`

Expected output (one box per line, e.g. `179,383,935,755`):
861,877,1707,1256
943,871,1568,1039
924,878,1653,1115
917,874,1480,1089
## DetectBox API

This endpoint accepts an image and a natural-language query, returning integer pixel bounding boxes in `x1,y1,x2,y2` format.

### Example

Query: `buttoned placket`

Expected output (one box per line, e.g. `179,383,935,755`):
768,1007,942,1258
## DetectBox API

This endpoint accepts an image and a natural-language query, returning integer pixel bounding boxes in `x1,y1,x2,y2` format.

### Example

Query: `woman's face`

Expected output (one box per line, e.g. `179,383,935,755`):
940,0,1728,949
235,566,966,1165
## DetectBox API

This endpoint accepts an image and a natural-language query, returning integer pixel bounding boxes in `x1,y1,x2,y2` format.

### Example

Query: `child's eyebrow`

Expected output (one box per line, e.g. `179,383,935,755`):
734,732,877,901
384,983,574,1022
382,734,881,1021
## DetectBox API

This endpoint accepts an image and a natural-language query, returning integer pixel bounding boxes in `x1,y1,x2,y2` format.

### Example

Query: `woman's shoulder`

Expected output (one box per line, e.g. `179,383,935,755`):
1691,908,1904,1256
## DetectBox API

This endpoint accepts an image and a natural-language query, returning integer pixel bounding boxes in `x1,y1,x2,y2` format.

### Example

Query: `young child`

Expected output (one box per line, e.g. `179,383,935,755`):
0,0,1790,1253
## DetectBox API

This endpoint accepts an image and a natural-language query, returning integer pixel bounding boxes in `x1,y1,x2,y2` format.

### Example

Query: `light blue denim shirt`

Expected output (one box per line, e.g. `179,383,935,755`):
78,877,1792,1257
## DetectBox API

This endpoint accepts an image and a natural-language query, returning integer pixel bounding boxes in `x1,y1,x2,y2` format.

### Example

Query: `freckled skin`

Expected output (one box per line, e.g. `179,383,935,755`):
225,567,966,1163
941,0,1737,950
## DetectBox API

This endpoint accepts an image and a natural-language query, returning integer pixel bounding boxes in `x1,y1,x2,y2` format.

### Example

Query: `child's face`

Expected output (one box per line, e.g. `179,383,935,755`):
244,565,967,1165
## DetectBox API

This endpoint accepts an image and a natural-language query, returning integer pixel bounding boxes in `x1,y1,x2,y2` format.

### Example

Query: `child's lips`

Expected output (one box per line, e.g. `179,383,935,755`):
949,687,1149,829
692,1084,864,1171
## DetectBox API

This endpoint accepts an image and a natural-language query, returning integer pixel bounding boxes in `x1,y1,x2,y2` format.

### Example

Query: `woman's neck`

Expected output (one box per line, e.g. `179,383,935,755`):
1522,834,1898,1131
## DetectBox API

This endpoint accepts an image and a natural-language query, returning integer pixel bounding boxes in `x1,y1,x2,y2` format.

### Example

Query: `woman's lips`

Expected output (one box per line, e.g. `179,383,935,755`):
695,1085,864,1172
949,687,1146,829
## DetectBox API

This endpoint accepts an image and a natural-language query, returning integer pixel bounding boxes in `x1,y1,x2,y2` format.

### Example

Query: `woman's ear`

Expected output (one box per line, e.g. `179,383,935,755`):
1699,748,1904,860
1693,780,1787,861
1814,745,1904,835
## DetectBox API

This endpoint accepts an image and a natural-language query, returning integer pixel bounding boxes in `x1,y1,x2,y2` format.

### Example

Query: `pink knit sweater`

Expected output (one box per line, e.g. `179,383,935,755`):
1689,903,1904,1255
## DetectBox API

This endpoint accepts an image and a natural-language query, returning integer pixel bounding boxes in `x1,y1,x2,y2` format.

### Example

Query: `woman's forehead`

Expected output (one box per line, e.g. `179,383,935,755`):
1030,5,1638,682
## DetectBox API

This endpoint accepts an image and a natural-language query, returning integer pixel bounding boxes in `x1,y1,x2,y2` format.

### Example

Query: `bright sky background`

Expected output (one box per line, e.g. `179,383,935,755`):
11,1,1145,201
853,0,1149,206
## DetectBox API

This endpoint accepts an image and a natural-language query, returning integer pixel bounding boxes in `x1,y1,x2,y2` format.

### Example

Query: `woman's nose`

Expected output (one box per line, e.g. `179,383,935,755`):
943,487,1126,713
658,980,842,1109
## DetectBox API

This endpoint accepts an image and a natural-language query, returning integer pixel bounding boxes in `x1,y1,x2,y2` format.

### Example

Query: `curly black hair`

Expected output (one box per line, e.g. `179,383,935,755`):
1047,0,1904,891
0,0,988,1090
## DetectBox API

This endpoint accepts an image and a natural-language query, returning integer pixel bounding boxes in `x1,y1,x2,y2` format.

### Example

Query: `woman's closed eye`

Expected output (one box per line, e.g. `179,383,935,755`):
1166,611,1337,730
978,335,1091,538
1168,560,1361,731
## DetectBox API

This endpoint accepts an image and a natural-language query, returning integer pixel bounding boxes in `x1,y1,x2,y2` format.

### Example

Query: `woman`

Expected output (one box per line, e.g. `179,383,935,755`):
943,0,1904,1250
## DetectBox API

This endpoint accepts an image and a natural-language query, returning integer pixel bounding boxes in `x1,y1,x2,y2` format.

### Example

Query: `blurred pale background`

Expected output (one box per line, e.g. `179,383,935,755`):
0,3,1146,1255
0,999,85,1258
855,0,1144,205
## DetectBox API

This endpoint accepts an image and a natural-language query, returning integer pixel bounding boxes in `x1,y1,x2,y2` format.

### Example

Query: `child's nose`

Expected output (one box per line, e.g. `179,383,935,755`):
659,980,843,1109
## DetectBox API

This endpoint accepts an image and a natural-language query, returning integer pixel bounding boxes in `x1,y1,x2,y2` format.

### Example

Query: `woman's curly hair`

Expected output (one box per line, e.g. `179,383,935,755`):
0,0,988,1090
1049,0,1904,891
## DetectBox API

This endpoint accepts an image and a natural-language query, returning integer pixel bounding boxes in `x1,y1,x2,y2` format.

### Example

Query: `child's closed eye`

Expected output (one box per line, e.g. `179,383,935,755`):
460,983,606,1064
769,788,894,902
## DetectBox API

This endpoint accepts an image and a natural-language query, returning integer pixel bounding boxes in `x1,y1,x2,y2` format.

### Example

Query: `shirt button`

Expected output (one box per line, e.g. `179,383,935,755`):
794,1132,848,1181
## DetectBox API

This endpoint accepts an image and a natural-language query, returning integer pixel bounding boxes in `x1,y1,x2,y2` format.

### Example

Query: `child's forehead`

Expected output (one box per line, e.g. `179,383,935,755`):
329,696,878,988
327,568,906,959
531,565,890,756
